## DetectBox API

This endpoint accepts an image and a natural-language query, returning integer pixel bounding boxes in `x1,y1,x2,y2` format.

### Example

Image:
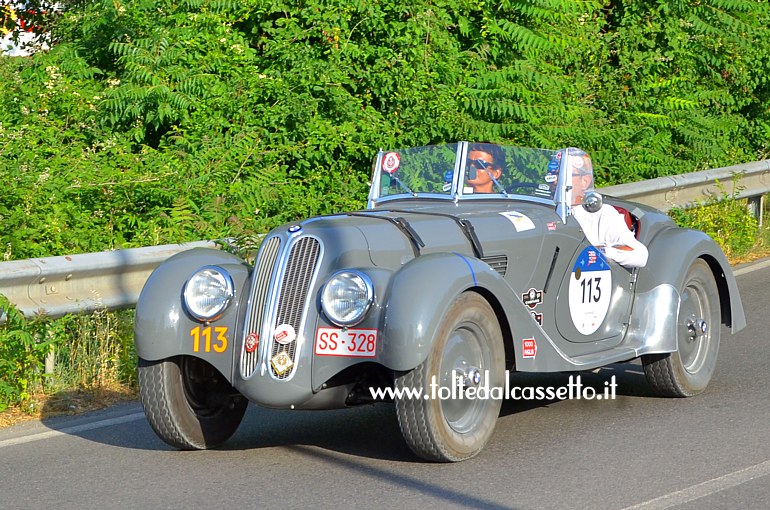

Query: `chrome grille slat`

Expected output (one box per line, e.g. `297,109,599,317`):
240,236,281,379
270,237,321,379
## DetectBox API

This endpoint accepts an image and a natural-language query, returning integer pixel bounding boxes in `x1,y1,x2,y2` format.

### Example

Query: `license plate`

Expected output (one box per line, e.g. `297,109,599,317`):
315,327,377,358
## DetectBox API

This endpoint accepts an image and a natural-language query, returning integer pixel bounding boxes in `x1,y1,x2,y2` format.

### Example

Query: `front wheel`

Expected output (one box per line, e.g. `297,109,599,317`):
395,292,505,462
138,356,247,449
642,259,721,397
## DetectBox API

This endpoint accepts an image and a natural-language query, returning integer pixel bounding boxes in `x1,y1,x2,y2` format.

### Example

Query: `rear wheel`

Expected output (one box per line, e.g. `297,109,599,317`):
138,355,247,449
642,259,721,397
395,292,505,462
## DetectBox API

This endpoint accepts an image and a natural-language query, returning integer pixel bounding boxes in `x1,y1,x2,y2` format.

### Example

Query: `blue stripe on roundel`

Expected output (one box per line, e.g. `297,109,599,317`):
569,246,612,335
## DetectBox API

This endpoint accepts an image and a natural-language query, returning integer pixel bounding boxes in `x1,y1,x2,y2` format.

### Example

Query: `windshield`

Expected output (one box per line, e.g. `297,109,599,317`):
370,142,561,204
376,144,460,199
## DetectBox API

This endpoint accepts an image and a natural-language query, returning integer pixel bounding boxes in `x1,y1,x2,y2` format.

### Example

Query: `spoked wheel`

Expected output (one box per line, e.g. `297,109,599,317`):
642,259,721,397
138,355,247,449
395,292,505,462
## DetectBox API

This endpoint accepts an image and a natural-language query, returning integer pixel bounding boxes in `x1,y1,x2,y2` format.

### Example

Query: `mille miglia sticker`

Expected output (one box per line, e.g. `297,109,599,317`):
522,338,537,359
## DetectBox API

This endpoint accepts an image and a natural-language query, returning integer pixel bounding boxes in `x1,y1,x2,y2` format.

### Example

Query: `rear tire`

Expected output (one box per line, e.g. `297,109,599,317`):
642,259,721,397
138,356,247,449
395,292,505,462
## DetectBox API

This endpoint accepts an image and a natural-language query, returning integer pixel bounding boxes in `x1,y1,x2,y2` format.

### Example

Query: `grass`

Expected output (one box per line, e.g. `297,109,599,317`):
0,309,138,428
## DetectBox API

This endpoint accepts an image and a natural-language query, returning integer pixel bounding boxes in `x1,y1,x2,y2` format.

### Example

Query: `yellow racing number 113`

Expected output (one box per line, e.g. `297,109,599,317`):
190,326,228,353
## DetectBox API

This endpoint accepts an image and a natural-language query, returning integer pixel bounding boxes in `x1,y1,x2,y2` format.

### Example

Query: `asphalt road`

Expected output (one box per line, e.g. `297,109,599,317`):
2,260,769,510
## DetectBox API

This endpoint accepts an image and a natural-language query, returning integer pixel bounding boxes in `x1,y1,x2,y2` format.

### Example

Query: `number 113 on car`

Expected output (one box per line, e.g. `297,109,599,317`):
315,327,378,357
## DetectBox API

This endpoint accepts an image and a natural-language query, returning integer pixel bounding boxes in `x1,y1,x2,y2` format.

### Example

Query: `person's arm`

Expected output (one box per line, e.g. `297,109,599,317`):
601,208,648,268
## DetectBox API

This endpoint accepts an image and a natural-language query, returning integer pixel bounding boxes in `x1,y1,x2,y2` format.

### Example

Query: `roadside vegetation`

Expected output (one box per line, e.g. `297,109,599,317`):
1,0,769,420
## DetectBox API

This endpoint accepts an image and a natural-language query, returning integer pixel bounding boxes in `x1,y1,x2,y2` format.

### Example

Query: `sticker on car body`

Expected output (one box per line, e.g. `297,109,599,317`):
189,326,228,353
522,338,537,358
569,246,612,335
315,327,377,358
498,211,535,232
271,351,294,375
382,152,400,174
522,288,543,309
274,324,296,345
244,332,259,353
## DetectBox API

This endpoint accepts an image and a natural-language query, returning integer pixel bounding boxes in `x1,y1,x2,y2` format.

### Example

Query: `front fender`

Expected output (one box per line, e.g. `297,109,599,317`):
134,248,251,382
378,252,540,371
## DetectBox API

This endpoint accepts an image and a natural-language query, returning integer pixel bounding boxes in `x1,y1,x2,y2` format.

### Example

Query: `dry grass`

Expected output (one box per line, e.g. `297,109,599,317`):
0,384,137,428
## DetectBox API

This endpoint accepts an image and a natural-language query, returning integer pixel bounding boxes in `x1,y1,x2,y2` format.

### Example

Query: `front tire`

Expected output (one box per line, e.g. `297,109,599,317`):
138,355,247,449
642,259,721,397
395,292,505,462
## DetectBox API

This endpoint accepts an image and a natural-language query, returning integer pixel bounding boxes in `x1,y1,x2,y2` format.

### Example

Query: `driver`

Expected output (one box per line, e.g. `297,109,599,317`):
568,149,648,268
466,143,506,193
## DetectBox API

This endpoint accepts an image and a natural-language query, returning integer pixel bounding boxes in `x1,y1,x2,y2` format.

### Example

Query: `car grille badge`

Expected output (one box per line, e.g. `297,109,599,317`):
271,350,294,376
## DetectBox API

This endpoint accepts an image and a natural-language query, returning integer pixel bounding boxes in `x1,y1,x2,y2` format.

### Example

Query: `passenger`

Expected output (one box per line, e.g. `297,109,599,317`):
568,149,648,268
466,143,506,194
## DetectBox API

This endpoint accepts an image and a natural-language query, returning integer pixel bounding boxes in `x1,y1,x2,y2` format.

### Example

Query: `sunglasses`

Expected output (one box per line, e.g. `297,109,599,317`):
468,158,492,170
467,158,494,180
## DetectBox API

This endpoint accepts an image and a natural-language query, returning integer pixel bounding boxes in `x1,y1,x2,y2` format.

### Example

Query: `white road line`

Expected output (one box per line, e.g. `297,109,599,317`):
0,412,145,449
734,258,770,276
620,459,770,510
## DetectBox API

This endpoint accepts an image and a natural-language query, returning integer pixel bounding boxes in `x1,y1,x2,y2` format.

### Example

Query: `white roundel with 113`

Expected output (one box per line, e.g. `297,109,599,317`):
569,246,612,335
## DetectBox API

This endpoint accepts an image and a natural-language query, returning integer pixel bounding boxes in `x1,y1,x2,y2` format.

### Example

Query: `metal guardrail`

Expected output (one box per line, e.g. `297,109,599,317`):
0,241,215,320
1,158,769,320
600,159,770,217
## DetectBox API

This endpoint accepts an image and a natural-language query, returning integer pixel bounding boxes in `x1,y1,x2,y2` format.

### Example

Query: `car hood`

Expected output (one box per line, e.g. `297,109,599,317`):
290,201,557,270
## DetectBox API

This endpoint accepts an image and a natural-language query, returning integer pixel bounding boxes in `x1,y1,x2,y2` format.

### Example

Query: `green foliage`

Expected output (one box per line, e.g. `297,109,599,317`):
2,0,769,261
669,177,759,257
0,297,49,411
49,309,137,390
0,298,137,411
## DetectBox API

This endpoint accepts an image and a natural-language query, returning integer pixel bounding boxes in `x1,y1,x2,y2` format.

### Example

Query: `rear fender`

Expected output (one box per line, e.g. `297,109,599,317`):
134,248,251,382
626,228,745,353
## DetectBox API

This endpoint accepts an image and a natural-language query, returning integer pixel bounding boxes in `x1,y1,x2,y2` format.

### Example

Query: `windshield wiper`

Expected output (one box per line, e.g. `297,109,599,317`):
386,209,484,259
387,174,416,196
486,171,508,197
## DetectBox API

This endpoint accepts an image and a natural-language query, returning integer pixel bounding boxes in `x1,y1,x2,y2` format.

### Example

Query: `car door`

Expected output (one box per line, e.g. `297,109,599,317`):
553,214,636,346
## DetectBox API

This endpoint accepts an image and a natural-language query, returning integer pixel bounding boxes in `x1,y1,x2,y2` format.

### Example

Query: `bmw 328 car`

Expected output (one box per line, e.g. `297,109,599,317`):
134,141,745,462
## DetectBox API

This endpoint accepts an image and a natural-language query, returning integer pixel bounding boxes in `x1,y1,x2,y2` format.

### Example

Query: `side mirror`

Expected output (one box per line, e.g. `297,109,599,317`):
582,191,603,213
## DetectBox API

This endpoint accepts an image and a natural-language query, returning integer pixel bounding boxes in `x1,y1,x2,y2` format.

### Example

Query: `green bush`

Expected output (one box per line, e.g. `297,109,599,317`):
669,178,759,258
0,299,137,412
0,297,50,411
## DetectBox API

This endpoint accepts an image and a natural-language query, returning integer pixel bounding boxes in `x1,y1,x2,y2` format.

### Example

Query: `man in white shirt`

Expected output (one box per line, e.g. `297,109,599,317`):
568,150,648,268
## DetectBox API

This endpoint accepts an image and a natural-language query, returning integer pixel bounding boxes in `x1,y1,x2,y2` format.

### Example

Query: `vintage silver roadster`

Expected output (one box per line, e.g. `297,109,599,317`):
134,142,745,461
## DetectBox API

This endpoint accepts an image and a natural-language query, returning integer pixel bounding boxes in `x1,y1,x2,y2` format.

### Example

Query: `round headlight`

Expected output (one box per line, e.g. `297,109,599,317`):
321,270,374,327
183,266,234,321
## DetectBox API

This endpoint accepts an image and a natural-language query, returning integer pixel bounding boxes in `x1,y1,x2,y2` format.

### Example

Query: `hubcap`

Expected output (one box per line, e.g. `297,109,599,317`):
678,281,711,373
439,322,492,434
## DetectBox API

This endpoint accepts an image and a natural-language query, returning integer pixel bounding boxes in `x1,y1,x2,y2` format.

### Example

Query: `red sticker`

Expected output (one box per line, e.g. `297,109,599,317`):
547,221,556,231
522,338,537,359
382,152,400,174
244,333,259,353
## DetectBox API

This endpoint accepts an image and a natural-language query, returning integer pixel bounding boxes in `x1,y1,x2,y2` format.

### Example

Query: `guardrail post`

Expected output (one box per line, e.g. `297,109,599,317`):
45,347,55,375
747,195,764,227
